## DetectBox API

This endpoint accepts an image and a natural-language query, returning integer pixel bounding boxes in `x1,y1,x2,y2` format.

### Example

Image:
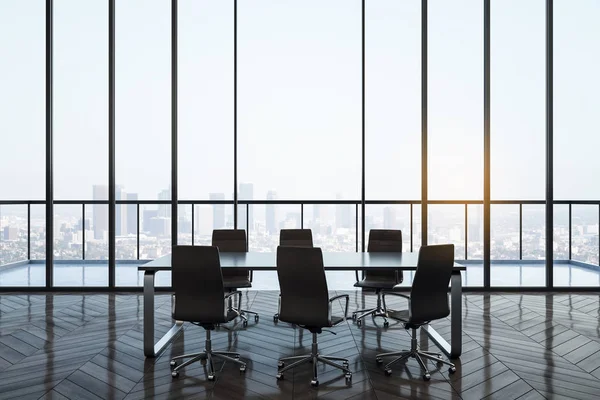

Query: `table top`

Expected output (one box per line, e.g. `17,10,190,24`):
138,252,466,272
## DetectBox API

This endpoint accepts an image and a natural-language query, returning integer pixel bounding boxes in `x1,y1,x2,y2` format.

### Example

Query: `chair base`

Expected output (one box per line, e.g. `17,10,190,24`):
224,292,259,327
375,327,456,381
352,289,392,327
276,332,352,387
170,330,246,380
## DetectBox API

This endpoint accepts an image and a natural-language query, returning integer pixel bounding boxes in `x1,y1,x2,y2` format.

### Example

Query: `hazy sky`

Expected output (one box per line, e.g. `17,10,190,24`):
1,0,599,201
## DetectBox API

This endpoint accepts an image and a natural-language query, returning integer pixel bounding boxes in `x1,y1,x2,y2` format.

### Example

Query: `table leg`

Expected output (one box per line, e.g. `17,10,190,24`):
423,270,462,359
143,270,184,358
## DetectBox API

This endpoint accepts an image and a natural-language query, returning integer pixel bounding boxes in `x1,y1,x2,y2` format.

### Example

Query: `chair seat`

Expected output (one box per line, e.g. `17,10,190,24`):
387,309,410,322
223,277,252,289
354,277,398,290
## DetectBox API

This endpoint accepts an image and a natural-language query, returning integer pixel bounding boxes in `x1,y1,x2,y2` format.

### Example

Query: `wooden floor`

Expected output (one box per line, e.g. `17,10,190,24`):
0,292,600,400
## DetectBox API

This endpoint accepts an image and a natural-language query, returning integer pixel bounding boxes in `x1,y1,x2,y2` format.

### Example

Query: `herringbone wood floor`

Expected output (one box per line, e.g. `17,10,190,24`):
0,291,599,399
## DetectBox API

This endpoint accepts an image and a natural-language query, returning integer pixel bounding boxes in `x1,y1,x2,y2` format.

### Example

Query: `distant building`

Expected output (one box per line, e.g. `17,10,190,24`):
158,187,170,218
143,210,159,232
383,206,396,229
127,193,138,234
3,226,18,241
266,190,277,234
238,183,254,230
148,217,171,237
93,185,108,240
335,193,351,229
209,193,225,229
115,185,127,236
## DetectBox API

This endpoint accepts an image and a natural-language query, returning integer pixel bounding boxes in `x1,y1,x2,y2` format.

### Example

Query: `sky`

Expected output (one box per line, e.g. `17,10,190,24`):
1,0,599,202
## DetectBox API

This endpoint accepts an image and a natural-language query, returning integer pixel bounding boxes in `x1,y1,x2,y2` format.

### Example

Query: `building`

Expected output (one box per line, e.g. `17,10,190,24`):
127,192,138,234
143,209,159,232
3,226,18,241
238,183,254,230
92,185,108,240
157,186,170,218
209,193,225,229
335,193,352,229
383,206,396,229
115,185,127,236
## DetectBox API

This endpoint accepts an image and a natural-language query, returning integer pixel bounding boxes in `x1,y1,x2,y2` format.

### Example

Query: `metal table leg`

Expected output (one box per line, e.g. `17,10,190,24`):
422,270,462,359
143,270,184,358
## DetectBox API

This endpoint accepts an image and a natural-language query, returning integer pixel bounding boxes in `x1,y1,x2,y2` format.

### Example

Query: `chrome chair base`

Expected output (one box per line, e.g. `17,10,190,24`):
352,290,391,327
276,333,352,387
375,327,456,381
170,330,246,380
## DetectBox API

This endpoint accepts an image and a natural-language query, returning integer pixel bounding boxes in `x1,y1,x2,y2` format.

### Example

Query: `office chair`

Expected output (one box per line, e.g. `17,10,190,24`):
169,245,247,380
275,246,352,387
273,229,313,323
377,244,457,381
212,229,258,326
352,229,403,327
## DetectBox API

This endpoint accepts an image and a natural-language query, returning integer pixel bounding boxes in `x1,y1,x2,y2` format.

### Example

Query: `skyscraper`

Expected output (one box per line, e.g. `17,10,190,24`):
209,193,225,229
383,206,396,229
127,192,138,234
93,185,108,240
335,193,351,229
238,183,254,230
115,185,127,236
157,186,170,218
266,190,277,234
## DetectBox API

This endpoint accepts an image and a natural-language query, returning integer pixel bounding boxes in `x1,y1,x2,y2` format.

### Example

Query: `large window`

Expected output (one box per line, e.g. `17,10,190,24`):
115,0,171,284
365,0,420,201
238,0,361,203
178,0,234,202
554,0,600,287
53,0,108,286
490,0,545,287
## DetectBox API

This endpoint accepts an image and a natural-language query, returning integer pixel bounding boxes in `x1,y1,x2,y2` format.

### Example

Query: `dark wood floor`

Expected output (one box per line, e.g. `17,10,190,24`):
1,291,600,400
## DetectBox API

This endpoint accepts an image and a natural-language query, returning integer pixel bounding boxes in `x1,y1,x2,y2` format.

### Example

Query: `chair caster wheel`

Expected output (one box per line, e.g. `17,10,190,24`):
208,374,215,381
310,379,319,387
278,361,285,369
239,366,246,373
255,315,259,322
423,373,431,381
352,313,357,321
276,373,284,380
376,357,383,365
273,316,278,323
171,371,179,378
345,373,352,383
234,354,240,359
384,369,392,376
200,358,207,365
342,361,349,368
357,319,362,327
383,321,389,328
243,320,248,327
170,360,177,368
449,366,456,374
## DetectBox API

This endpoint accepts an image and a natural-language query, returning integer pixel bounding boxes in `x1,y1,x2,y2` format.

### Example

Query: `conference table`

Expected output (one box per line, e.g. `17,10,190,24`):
138,252,466,359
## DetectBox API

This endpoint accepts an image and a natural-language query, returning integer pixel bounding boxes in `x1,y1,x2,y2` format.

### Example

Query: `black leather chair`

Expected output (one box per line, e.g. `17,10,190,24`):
279,229,314,247
377,244,457,381
275,246,352,387
212,229,258,326
169,245,247,380
352,229,403,327
273,229,314,323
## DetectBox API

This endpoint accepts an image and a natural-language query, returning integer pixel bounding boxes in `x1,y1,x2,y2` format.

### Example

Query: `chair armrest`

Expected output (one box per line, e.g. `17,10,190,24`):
224,290,242,299
329,294,350,325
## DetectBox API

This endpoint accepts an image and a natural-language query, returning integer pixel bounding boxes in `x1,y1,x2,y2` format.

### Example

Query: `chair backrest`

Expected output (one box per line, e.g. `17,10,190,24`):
364,229,403,283
279,229,313,247
276,246,329,327
212,229,249,281
172,245,227,323
409,244,455,324
212,229,247,252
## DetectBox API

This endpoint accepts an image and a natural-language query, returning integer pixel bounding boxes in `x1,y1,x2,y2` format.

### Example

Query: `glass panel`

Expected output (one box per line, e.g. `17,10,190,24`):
179,0,233,200
491,205,520,261
365,0,420,200
491,0,544,200
0,0,45,200
554,205,569,260
238,0,361,200
467,204,483,260
522,205,545,260
116,0,171,200
428,0,483,200
571,205,599,265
